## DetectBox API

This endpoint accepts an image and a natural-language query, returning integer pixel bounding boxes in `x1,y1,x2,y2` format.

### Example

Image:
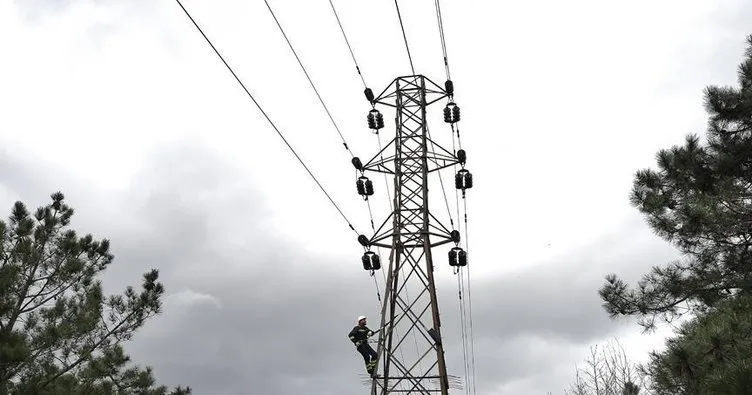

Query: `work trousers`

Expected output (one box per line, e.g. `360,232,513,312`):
357,343,378,367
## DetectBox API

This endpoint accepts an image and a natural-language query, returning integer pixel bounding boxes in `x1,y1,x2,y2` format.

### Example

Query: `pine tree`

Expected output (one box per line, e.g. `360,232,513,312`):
642,294,752,395
0,192,191,394
599,34,752,330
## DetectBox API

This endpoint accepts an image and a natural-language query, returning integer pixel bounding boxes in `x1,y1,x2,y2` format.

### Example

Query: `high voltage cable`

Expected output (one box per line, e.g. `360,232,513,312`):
464,196,477,395
457,271,470,395
328,0,417,380
263,0,354,158
174,0,359,235
449,97,475,395
450,132,469,395
328,0,368,89
377,134,393,212
434,0,451,80
426,127,455,227
394,0,415,75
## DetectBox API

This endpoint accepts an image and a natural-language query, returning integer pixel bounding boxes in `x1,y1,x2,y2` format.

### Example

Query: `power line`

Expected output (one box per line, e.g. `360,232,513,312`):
426,126,455,227
393,0,415,75
434,0,451,80
463,196,477,395
263,0,354,158
448,78,475,395
328,0,368,89
174,0,359,235
457,270,470,395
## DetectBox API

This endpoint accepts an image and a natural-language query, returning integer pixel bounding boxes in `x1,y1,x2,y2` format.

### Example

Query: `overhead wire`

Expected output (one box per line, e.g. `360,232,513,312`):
428,4,478,386
464,196,477,395
394,0,416,75
328,0,392,219
452,117,475,395
328,0,368,89
426,126,455,228
178,0,475,389
458,267,470,395
263,0,355,158
434,0,451,80
434,1,477,391
376,134,393,212
451,108,477,395
173,0,359,235
327,1,411,380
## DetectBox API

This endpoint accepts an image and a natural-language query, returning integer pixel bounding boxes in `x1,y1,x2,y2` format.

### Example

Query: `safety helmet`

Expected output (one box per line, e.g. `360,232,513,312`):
358,316,367,323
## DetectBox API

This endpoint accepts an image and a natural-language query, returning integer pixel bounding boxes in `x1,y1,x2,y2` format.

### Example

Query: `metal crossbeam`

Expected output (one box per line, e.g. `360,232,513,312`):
362,75,459,395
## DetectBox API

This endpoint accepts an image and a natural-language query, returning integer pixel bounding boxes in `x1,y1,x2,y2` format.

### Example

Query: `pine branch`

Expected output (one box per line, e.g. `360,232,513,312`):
37,308,138,390
19,254,100,314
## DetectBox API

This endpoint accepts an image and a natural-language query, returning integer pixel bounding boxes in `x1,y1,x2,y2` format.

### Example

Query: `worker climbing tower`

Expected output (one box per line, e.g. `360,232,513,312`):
353,75,471,395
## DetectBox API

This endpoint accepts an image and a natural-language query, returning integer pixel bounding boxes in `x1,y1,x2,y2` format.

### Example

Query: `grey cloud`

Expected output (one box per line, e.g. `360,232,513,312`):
0,140,679,394
464,223,678,346
11,0,168,50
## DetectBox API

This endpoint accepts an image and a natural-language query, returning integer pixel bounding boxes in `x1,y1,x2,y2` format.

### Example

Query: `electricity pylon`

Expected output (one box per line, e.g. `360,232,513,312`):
354,75,470,395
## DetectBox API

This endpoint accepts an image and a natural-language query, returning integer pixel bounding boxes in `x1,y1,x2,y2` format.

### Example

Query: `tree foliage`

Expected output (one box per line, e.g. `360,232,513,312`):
642,294,752,394
565,339,644,395
595,34,752,394
599,34,752,330
0,192,190,394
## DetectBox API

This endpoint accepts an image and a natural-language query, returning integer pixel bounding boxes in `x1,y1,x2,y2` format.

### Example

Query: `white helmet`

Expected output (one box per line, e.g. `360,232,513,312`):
357,316,367,322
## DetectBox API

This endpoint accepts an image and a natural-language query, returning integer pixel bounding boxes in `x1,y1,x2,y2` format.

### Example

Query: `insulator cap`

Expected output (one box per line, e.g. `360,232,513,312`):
449,247,467,267
444,102,460,123
357,176,374,196
358,234,369,247
368,109,382,131
458,250,468,267
364,88,375,103
362,251,381,271
455,169,473,190
457,149,466,165
450,230,461,243
362,254,372,270
352,157,363,171
445,80,454,96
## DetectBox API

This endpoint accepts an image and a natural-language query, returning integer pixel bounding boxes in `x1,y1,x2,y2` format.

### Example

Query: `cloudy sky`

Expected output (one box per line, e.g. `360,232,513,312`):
1,0,751,393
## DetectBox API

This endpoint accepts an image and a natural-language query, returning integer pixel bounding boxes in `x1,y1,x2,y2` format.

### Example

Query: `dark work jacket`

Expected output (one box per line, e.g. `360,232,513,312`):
348,325,373,345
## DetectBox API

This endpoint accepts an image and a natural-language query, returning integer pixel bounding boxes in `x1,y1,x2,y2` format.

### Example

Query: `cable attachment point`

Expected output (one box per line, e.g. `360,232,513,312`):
364,87,375,104
450,229,461,245
444,80,454,98
358,234,370,247
352,157,364,172
367,109,384,133
456,149,467,167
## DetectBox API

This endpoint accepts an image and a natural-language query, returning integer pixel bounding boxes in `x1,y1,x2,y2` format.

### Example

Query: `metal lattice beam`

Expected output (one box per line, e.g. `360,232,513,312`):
361,75,460,395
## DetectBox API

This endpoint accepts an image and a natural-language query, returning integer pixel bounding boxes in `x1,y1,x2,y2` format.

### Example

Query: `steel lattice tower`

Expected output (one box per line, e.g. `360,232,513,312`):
356,75,467,395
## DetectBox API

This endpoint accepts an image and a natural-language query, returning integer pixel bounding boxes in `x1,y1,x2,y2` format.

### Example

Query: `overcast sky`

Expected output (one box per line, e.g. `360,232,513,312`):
1,1,751,394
